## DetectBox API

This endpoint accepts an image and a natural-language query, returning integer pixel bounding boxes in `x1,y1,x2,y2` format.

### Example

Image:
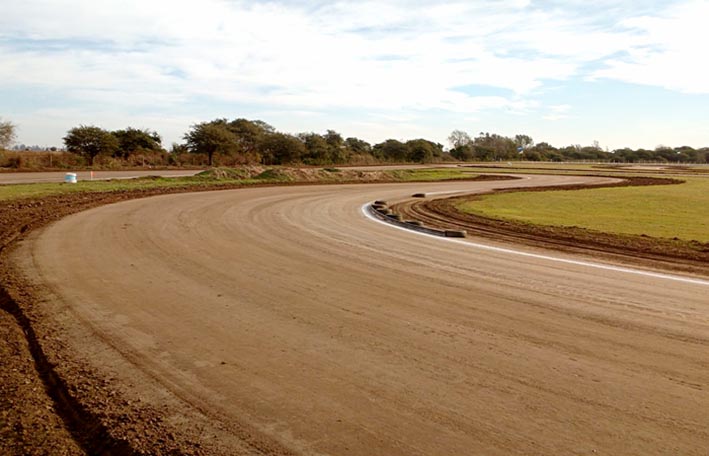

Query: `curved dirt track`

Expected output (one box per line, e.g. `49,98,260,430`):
14,175,709,455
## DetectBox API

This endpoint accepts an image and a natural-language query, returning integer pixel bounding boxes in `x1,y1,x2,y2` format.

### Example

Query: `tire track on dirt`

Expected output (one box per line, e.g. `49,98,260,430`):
5,175,709,455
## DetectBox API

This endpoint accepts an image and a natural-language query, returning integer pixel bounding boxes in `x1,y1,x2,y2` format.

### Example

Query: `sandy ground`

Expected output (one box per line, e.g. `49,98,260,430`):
11,174,709,455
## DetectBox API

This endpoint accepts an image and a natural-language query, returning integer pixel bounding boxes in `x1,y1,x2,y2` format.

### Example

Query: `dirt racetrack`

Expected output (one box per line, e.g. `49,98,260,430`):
11,174,709,455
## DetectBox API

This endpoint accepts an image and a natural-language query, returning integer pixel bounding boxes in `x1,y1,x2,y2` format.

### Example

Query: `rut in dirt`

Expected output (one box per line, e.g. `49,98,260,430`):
0,287,139,456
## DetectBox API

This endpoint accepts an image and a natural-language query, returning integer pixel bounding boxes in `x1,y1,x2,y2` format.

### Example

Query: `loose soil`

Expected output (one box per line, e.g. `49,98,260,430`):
1,172,706,455
0,173,508,455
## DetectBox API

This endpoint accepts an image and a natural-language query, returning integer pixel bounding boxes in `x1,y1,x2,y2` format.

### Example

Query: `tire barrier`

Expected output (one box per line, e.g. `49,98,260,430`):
368,202,466,238
412,193,426,198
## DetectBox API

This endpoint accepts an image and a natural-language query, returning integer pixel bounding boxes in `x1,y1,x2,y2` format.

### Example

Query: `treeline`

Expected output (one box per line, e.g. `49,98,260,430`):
176,118,447,166
58,121,709,166
2,117,708,169
448,130,709,163
62,126,172,166
56,119,446,168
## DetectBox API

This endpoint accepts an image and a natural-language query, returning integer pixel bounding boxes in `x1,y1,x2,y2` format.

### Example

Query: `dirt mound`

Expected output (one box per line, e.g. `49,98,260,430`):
197,167,264,180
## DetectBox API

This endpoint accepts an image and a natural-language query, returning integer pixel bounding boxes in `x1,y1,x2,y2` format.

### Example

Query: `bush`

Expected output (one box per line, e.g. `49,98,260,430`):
254,168,291,181
0,151,86,169
0,152,23,169
196,167,252,180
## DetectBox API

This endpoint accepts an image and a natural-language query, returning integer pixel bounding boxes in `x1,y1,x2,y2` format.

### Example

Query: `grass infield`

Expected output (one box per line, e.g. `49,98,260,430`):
457,177,709,243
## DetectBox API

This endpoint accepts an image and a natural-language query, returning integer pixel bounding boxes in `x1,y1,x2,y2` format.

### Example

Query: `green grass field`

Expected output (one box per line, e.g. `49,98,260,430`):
0,177,202,200
0,167,478,201
457,177,709,242
385,168,477,181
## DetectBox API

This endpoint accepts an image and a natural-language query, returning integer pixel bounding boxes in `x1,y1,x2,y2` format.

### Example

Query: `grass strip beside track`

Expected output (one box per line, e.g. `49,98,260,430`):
457,177,709,242
0,167,483,201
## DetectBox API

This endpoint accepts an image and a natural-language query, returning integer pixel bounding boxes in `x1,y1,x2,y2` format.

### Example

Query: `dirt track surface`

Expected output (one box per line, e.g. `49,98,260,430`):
0,169,203,184
10,174,709,455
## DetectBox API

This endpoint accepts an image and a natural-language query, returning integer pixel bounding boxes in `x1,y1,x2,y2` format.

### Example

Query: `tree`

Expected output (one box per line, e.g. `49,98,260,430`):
0,118,17,149
260,133,305,165
696,147,709,164
406,139,442,163
63,125,119,165
227,118,274,161
300,133,331,164
373,139,410,162
514,134,534,150
473,132,516,160
450,144,474,161
170,142,189,155
184,121,238,166
324,130,347,163
448,130,471,149
112,127,162,158
345,137,371,155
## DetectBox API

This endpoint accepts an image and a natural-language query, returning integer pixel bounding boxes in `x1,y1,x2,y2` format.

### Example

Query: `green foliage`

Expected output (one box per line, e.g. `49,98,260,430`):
63,125,119,165
227,118,273,160
373,139,410,162
345,137,371,154
473,132,517,160
448,129,471,149
0,118,17,149
406,139,442,163
0,166,480,201
385,168,475,181
449,129,709,163
253,168,292,181
184,120,239,166
112,128,162,158
0,150,85,169
324,130,348,163
300,132,331,164
296,130,369,165
514,134,534,150
196,167,252,180
260,133,305,165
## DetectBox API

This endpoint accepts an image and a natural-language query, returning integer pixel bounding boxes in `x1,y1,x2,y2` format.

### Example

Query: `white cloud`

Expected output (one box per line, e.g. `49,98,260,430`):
592,1,709,94
0,0,584,108
1,0,707,147
543,104,572,121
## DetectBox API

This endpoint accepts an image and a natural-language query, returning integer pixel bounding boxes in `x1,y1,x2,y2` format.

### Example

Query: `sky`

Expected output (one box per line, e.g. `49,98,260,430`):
2,0,709,150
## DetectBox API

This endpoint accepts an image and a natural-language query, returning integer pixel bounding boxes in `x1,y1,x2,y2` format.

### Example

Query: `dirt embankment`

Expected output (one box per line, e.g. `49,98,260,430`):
0,189,233,455
392,176,709,277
